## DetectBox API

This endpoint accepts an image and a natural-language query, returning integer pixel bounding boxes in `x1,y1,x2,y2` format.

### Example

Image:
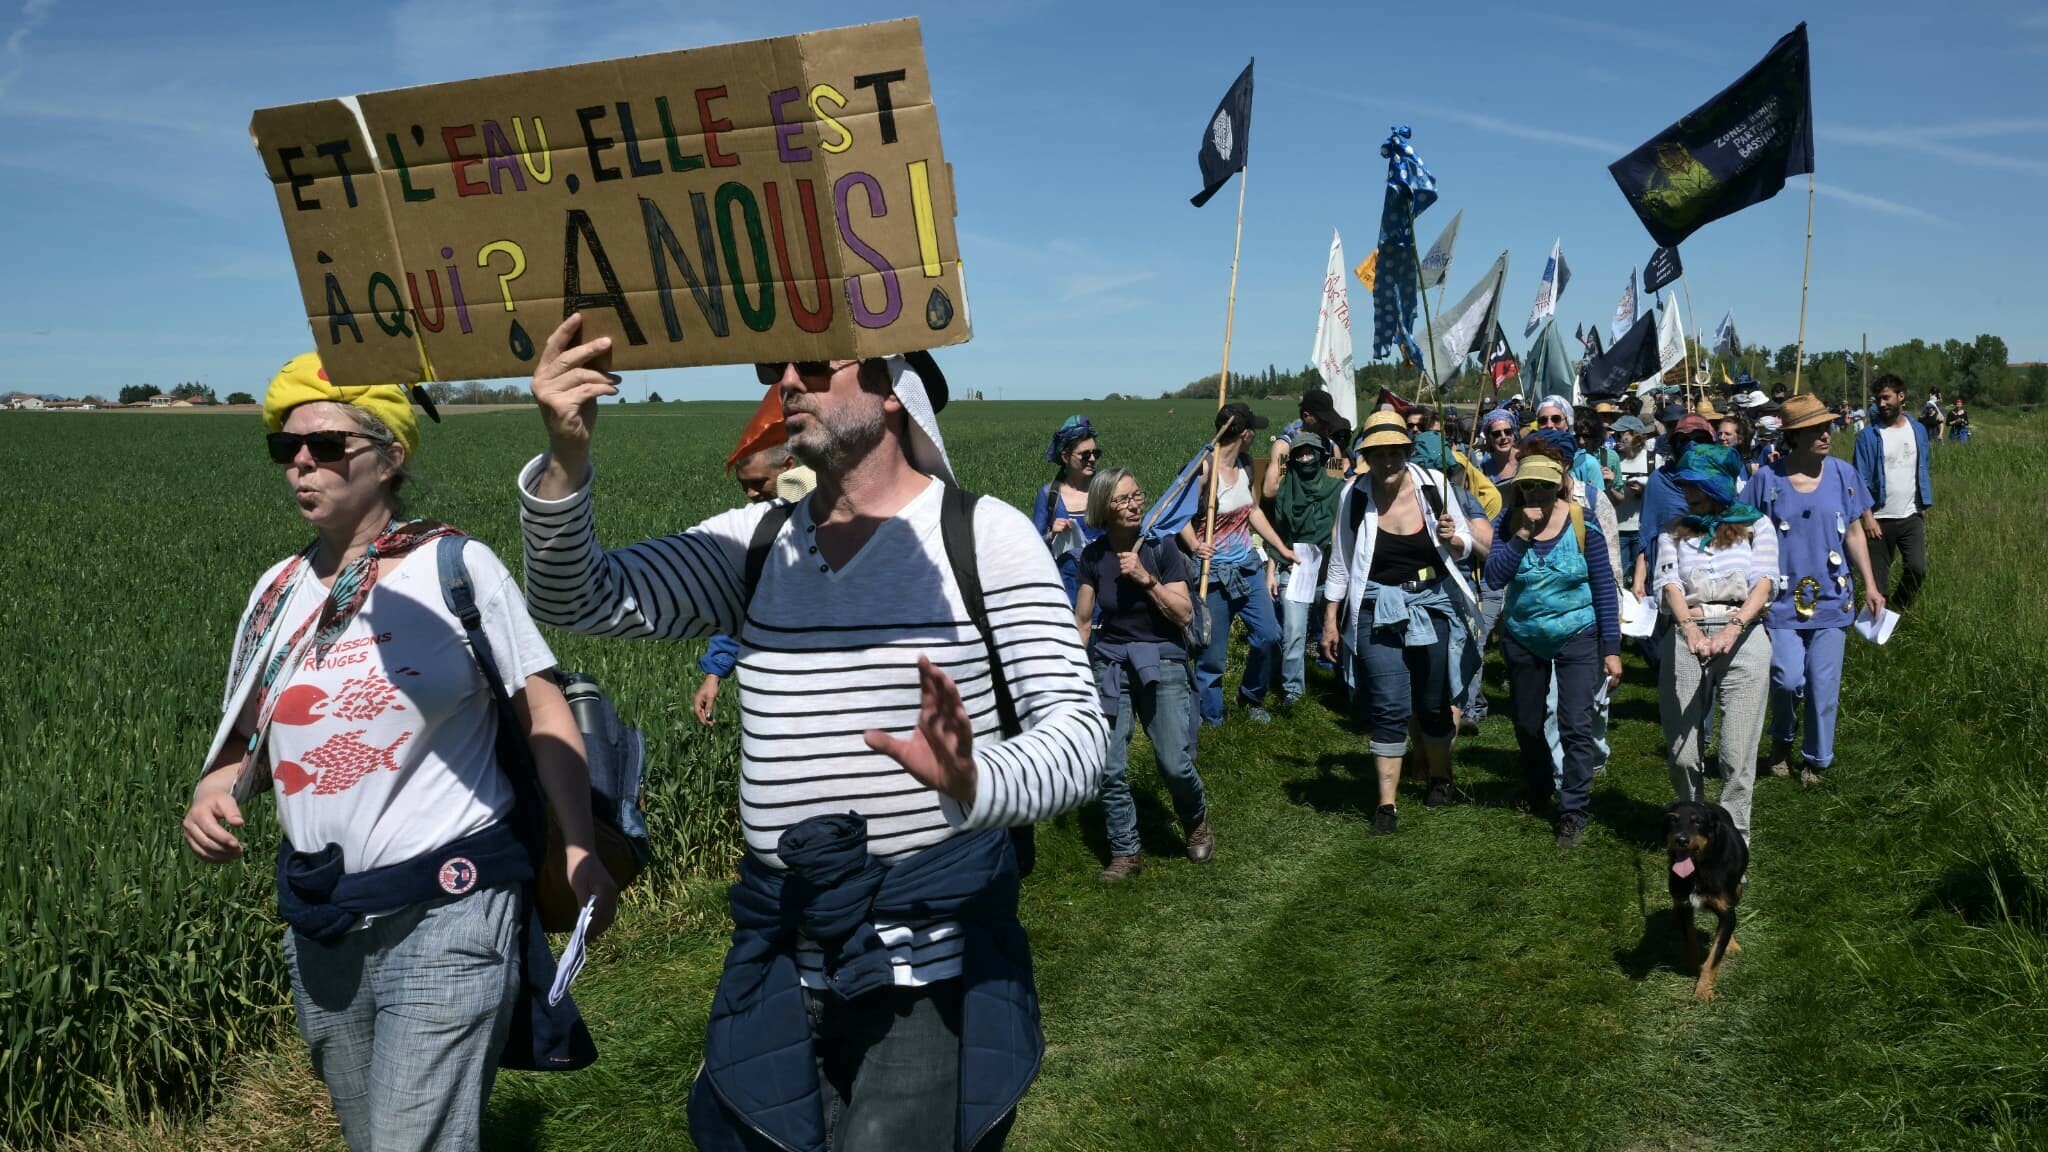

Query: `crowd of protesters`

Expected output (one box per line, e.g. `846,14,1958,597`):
183,326,1942,1151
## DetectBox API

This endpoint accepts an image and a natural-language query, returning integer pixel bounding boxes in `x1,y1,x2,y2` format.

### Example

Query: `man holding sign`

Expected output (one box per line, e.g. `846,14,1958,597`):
518,315,1105,1152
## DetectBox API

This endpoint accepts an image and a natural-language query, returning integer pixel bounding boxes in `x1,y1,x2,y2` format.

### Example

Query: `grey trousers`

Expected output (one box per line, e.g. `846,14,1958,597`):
1659,620,1772,841
284,886,522,1152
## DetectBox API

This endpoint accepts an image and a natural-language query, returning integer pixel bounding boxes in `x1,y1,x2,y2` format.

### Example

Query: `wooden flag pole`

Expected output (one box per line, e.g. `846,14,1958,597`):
1199,163,1250,608
1792,172,1815,394
1680,272,1702,406
1859,331,1869,414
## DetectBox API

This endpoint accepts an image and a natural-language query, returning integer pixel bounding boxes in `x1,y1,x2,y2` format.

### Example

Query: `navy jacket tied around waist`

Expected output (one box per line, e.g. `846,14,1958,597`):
275,822,531,944
687,814,1042,1152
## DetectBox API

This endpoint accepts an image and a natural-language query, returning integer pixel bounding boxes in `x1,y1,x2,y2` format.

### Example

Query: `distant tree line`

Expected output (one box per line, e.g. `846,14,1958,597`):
1161,333,2046,407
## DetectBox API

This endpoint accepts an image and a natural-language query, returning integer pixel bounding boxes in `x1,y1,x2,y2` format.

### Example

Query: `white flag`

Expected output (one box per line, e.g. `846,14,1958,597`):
1656,301,1687,378
1611,269,1638,343
1431,251,1509,385
1523,238,1568,337
1419,209,1462,290
1311,229,1358,426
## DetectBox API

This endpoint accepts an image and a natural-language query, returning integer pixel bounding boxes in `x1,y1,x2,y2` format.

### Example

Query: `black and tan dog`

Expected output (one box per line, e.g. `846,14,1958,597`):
1664,800,1748,1000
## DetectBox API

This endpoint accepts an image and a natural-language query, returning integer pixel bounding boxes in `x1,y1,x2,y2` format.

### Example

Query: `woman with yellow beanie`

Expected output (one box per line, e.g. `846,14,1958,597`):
181,354,616,1151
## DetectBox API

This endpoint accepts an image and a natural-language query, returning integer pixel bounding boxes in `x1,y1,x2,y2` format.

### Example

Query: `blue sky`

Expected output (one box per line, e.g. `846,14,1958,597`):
2,0,2043,401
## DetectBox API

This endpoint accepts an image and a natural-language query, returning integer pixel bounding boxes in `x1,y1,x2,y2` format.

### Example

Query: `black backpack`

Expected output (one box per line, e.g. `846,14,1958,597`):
742,485,1034,875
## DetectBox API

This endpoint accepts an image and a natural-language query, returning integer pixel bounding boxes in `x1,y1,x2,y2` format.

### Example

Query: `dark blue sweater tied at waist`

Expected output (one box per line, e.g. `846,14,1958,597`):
275,821,532,944
687,814,1042,1152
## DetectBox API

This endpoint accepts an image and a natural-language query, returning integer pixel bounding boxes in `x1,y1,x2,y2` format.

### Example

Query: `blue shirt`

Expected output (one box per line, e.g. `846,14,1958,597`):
1741,458,1873,631
1853,417,1935,514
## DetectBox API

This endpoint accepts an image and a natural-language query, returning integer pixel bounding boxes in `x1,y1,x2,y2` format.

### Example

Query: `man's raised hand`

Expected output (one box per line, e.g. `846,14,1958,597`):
865,655,979,810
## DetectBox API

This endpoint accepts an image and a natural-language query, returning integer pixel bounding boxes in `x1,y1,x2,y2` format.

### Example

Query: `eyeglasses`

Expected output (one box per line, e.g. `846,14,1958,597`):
1537,414,1571,428
753,360,857,386
266,430,381,465
1515,481,1560,495
1071,449,1102,462
1487,427,1516,437
1110,491,1147,509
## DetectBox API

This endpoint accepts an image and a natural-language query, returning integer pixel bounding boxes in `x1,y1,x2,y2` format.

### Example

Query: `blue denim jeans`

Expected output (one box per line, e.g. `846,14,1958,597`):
1197,560,1281,722
1768,625,1848,769
284,885,522,1152
1098,659,1205,857
806,980,1014,1152
1502,629,1601,818
1353,615,1455,757
1276,567,1314,701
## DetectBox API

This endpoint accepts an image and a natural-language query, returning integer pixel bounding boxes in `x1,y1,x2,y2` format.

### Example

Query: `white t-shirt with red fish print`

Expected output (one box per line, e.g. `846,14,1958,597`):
238,538,556,872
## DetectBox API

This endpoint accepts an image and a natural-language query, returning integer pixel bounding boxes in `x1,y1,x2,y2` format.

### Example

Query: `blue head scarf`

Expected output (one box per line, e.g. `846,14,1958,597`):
1672,443,1764,548
1481,407,1517,432
1534,427,1580,461
1044,415,1096,464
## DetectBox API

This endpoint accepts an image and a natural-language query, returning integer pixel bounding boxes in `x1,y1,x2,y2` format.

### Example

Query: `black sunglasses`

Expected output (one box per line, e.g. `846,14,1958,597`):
266,430,381,465
755,360,859,387
1071,448,1102,462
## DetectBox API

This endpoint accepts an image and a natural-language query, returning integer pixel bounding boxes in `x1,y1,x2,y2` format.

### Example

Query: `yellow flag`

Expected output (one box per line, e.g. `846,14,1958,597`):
1353,249,1378,292
1721,362,1733,386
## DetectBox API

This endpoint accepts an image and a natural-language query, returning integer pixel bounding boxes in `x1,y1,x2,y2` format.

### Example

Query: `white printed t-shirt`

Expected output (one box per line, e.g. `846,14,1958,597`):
1874,422,1919,521
240,539,555,872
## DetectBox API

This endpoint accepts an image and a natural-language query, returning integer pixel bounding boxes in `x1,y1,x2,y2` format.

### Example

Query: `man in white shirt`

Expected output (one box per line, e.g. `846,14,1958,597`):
1853,374,1934,609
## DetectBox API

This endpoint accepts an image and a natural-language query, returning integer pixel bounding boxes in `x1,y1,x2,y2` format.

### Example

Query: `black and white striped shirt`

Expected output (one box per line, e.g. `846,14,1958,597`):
517,462,1106,985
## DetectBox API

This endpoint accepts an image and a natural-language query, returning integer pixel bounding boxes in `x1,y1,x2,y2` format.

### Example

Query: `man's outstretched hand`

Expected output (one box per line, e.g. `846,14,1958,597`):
866,655,979,809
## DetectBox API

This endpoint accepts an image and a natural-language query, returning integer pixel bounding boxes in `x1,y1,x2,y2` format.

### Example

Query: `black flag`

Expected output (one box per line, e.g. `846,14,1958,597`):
1643,245,1683,294
1582,311,1662,399
1190,60,1254,208
1608,24,1813,246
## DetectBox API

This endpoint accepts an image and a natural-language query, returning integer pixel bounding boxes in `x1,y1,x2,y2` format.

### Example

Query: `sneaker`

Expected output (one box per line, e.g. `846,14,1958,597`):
1766,740,1794,778
1245,706,1272,725
1555,813,1588,849
1184,818,1215,863
1098,855,1143,882
1370,804,1399,836
1799,766,1824,787
1425,778,1456,809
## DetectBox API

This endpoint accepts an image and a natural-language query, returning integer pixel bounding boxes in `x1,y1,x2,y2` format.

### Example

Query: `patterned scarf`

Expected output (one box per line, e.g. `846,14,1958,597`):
238,519,459,729
1672,445,1763,550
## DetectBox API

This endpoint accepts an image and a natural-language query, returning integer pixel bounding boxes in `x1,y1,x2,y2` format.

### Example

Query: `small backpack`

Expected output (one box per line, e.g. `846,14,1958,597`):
439,538,651,933
742,485,1035,876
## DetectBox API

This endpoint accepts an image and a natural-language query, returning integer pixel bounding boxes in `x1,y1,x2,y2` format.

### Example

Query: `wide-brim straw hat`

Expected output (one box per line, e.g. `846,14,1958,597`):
1777,392,1838,431
1356,409,1413,451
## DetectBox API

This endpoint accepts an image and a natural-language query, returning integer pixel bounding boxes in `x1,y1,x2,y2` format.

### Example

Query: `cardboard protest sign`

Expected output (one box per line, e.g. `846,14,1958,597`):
251,18,967,386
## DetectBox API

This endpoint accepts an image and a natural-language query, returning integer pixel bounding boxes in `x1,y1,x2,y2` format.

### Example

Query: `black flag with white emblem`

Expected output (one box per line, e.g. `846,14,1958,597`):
1191,60,1254,208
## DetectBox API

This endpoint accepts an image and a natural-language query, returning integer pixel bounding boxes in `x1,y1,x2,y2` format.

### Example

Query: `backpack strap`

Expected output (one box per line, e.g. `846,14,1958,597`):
1568,501,1586,550
437,536,544,848
938,485,1019,739
742,501,800,611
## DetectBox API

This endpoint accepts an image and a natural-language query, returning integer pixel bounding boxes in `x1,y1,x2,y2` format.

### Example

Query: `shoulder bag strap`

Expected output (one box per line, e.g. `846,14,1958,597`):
438,536,545,849
742,501,799,613
938,485,1018,738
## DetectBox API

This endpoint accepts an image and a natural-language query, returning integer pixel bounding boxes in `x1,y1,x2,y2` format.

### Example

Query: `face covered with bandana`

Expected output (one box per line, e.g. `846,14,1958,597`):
1288,440,1331,480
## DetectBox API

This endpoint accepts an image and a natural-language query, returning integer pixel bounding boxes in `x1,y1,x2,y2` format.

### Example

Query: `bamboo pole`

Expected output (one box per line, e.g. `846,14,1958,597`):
1198,163,1250,607
1792,172,1815,394
1680,272,1703,406
1860,331,1869,414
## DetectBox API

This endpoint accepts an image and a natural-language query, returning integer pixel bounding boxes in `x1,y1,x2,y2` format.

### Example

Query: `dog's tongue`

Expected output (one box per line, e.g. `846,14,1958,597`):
1671,857,1696,878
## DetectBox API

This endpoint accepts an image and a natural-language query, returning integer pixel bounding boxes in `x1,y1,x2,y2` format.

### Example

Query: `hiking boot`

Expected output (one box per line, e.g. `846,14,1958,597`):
1098,855,1143,882
1457,714,1482,736
1370,804,1399,836
1766,740,1794,778
1800,766,1824,787
1555,813,1588,849
1184,819,1215,863
1424,777,1456,809
1245,705,1272,725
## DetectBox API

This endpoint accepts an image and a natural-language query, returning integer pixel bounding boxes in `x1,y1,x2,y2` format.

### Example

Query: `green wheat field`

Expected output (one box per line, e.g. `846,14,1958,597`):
2,400,2042,1151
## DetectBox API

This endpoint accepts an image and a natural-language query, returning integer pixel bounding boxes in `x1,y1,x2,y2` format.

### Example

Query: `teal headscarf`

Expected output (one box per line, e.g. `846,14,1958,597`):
1673,443,1763,549
1408,430,1452,471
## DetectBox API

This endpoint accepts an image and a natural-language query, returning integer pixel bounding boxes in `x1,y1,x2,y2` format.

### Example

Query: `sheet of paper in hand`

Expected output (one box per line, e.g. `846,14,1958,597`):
250,18,968,386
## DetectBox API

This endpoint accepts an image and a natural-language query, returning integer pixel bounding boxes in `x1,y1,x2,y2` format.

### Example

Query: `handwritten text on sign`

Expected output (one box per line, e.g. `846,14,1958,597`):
250,19,966,386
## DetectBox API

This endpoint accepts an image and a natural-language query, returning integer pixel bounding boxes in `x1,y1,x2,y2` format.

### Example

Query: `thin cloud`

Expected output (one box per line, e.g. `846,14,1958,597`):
1821,123,2048,175
1298,85,1624,155
1522,11,1719,63
1813,182,1949,225
0,0,57,95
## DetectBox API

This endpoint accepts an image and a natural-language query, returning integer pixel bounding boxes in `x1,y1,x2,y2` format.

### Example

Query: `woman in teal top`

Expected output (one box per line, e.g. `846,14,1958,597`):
1482,440,1622,849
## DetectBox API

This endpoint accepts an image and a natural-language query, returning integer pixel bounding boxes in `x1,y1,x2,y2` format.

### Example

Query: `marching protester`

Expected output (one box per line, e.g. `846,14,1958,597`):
1946,394,1970,444
1742,395,1884,785
1321,412,1480,835
1654,444,1779,846
1264,388,1348,498
1534,396,1607,497
1482,437,1621,848
1855,374,1935,610
1476,407,1521,483
517,316,1107,1152
1075,467,1210,881
1414,429,1496,735
1271,433,1346,706
1464,406,1521,726
696,439,817,724
182,354,615,1152
1920,388,1947,445
1183,402,1295,726
1612,415,1654,578
1033,415,1104,605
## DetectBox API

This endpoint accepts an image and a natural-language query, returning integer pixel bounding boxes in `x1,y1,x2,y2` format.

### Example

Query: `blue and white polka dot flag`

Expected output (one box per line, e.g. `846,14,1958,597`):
1371,126,1439,364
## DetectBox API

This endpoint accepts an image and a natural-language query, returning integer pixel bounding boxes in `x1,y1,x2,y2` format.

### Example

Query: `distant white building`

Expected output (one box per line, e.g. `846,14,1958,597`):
7,394,42,410
147,394,174,408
